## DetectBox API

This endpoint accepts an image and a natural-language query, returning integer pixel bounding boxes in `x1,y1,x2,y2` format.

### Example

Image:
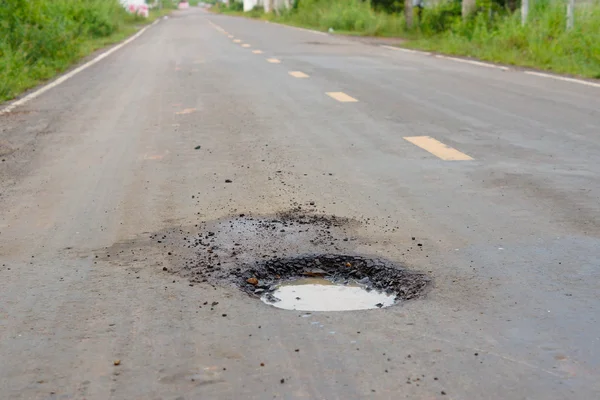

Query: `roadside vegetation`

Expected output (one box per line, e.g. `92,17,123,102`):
0,0,172,103
215,0,600,78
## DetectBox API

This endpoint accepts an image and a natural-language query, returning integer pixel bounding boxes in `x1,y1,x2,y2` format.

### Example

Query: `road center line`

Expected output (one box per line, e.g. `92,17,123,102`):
242,44,251,48
289,71,309,78
252,50,263,54
266,58,281,64
233,39,242,43
175,108,196,115
206,19,226,33
326,92,358,102
403,136,473,161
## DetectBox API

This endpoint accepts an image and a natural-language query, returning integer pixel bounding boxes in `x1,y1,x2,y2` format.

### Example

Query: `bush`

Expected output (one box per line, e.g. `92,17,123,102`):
229,1,244,11
154,0,179,9
276,0,406,36
248,5,266,18
0,0,136,101
418,0,462,36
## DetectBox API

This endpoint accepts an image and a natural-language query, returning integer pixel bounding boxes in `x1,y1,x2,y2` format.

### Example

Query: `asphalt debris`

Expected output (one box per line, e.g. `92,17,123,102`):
239,254,429,301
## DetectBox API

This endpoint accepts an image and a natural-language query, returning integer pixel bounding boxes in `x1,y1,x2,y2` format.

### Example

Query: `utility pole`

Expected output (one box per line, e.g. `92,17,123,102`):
462,0,476,19
521,0,528,26
566,0,575,30
404,0,413,29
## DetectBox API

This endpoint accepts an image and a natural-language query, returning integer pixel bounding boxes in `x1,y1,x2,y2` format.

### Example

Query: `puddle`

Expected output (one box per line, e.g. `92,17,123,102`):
240,253,429,304
261,278,396,311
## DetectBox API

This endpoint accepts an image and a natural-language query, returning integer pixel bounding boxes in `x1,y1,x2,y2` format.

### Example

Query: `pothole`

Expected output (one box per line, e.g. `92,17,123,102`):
172,210,430,310
240,254,429,311
261,277,396,311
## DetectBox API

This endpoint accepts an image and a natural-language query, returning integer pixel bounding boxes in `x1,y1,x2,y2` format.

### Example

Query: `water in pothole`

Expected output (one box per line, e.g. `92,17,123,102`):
261,278,396,311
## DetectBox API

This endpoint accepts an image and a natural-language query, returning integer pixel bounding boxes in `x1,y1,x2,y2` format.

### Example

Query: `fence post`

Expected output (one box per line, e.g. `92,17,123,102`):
405,0,413,29
566,0,575,30
522,0,529,26
462,0,476,18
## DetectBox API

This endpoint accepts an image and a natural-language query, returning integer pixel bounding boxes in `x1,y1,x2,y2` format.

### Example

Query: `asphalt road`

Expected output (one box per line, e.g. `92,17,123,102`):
1,8,599,400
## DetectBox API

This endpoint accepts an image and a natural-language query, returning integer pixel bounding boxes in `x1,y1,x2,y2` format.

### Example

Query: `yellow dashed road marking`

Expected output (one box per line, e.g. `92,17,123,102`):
207,20,222,31
403,136,473,161
266,58,281,64
175,108,196,115
143,150,170,161
252,50,263,54
289,71,309,78
326,92,358,102
207,20,226,33
228,35,234,38
242,44,251,48
233,39,242,43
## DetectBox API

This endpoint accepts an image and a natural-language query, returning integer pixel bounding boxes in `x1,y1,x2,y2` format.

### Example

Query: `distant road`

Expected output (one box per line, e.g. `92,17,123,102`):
1,8,599,399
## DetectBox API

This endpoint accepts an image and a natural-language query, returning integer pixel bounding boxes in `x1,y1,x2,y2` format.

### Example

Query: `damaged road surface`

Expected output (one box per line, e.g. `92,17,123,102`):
174,211,429,302
2,7,600,400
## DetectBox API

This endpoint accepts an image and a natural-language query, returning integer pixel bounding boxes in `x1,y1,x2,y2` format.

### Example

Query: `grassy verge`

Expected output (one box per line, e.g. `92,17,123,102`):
214,0,407,36
408,1,600,78
214,0,600,79
0,0,172,103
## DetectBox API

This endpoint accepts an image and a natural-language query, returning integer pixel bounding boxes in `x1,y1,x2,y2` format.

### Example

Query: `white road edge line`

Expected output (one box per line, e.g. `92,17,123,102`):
380,45,507,70
380,43,599,88
380,45,431,56
434,54,509,71
264,20,327,36
524,71,600,88
1,19,160,115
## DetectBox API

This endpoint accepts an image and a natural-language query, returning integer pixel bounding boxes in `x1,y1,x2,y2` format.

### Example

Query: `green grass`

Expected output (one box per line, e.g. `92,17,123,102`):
215,0,407,36
409,1,600,78
215,0,600,79
0,0,170,103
